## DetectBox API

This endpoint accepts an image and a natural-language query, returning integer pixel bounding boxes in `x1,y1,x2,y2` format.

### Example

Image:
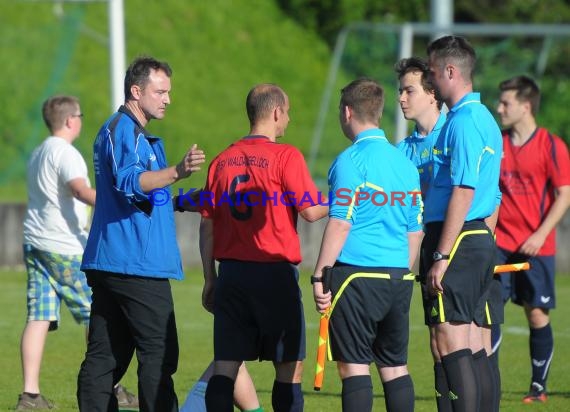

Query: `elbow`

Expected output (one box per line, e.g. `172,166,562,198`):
300,205,328,222
302,212,320,223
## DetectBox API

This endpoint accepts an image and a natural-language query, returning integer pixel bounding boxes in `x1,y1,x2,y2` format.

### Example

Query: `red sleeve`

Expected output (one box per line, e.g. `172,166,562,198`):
280,146,321,212
199,161,216,218
549,135,570,188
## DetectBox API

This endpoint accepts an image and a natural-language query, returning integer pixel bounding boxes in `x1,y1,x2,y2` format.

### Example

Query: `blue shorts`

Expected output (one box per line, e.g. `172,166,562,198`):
213,260,306,362
23,244,91,330
496,248,555,309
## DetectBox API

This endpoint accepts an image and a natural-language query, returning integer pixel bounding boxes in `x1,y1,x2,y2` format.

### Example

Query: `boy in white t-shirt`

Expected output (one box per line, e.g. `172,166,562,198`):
17,95,136,410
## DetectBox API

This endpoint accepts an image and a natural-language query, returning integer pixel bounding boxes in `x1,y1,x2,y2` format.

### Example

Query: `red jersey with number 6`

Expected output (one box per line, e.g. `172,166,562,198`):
496,128,570,255
200,135,321,264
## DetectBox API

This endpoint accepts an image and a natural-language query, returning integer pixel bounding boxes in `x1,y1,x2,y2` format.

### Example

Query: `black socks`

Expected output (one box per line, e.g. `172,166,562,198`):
383,374,414,412
441,349,478,412
341,375,373,412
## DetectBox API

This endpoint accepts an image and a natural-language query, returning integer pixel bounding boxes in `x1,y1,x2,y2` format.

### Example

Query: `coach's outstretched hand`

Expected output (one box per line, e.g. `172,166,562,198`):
176,144,205,179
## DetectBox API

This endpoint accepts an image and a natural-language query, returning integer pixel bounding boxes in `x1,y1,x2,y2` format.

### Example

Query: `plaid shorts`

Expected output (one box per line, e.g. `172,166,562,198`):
23,244,91,329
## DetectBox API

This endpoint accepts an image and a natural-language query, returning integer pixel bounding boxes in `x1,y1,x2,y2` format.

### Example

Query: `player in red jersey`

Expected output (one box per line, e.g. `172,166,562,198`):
492,75,570,403
199,83,328,412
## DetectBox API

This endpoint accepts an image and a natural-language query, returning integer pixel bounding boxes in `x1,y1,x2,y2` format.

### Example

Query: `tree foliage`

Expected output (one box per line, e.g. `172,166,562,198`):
277,0,570,47
276,0,570,145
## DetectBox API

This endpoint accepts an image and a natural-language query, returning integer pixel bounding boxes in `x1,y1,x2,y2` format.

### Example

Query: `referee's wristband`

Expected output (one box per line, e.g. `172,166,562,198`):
310,275,323,284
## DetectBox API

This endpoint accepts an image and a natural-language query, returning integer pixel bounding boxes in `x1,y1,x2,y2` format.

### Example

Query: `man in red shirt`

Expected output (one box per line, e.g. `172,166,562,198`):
493,75,570,403
199,83,327,411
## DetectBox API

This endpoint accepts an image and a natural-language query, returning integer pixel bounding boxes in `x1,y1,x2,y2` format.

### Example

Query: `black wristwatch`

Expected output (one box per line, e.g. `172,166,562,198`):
310,275,323,284
433,251,450,261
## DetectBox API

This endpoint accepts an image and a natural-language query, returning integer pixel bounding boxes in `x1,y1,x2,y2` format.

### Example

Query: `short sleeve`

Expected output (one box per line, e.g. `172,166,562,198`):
549,135,570,188
328,152,363,223
199,161,216,218
407,168,423,232
59,145,88,184
280,147,321,212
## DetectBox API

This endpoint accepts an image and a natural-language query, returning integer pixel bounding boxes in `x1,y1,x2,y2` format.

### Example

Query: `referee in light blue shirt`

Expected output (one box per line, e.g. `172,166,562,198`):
312,78,423,412
422,35,503,412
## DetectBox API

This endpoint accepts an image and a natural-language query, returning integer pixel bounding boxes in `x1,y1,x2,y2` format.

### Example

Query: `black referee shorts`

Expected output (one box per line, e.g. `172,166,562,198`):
475,273,504,326
419,220,495,326
328,264,415,367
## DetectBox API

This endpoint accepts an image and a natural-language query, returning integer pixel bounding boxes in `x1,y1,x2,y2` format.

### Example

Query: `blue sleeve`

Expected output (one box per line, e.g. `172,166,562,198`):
449,115,484,188
396,139,411,158
328,151,362,223
407,169,423,232
111,123,149,203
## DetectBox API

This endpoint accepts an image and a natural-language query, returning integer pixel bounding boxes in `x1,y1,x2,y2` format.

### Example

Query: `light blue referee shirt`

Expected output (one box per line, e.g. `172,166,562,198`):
397,112,446,198
423,93,502,224
328,128,422,268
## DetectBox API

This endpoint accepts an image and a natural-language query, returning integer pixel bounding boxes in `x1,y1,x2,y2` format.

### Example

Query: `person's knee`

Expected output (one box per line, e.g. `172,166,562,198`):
337,362,369,380
429,330,441,362
468,324,485,354
378,365,409,383
527,307,549,328
435,322,471,356
275,361,303,383
212,360,241,381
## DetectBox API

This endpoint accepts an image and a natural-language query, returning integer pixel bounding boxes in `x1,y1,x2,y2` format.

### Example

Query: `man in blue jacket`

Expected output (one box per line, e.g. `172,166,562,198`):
77,56,205,411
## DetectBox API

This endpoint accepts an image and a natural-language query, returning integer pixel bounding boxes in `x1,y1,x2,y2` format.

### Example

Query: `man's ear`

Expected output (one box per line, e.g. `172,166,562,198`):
446,64,454,80
131,84,141,100
273,105,282,122
343,105,352,121
523,100,532,115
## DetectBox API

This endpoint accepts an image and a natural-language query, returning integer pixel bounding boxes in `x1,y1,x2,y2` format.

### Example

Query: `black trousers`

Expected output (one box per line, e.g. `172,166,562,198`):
77,270,179,412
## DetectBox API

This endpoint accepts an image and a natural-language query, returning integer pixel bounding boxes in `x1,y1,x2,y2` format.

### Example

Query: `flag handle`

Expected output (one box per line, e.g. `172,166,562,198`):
494,262,530,274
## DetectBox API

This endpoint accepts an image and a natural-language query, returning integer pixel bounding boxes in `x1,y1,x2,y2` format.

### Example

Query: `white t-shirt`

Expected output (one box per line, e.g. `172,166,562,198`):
23,136,91,254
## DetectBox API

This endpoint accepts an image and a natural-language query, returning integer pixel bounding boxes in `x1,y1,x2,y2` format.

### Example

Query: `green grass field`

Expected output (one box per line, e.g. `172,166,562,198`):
1,268,569,411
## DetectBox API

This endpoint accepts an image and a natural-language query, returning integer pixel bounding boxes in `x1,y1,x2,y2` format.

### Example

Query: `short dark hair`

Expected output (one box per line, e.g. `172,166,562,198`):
499,75,541,116
124,56,172,101
426,35,476,81
394,57,443,110
42,95,80,133
340,78,384,124
245,84,286,126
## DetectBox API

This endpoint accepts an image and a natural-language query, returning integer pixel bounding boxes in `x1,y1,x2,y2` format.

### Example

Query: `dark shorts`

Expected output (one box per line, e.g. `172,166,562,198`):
495,248,555,309
420,220,495,326
475,274,504,326
213,260,306,362
328,264,415,367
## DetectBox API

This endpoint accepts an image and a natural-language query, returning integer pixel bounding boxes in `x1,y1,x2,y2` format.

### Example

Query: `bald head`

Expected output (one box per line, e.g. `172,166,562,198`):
246,84,287,126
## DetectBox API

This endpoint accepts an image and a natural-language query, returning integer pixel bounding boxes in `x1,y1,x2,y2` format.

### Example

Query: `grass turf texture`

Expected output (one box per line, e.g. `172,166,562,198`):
1,268,569,411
